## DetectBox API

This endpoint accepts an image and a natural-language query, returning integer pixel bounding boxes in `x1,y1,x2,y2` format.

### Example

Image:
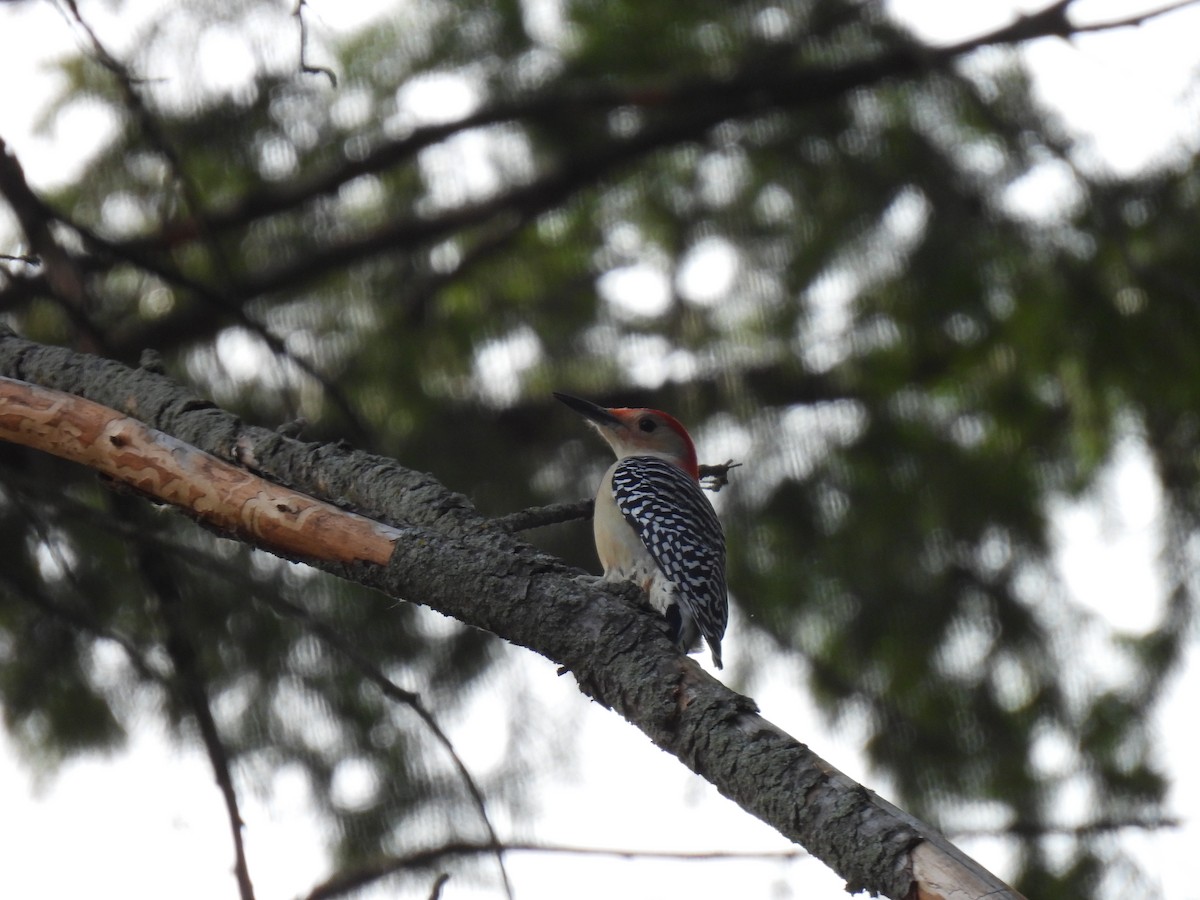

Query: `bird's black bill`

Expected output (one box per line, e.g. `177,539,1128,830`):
553,391,622,427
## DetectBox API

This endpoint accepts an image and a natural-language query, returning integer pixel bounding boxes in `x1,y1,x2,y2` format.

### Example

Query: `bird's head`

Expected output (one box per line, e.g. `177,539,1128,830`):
554,392,699,480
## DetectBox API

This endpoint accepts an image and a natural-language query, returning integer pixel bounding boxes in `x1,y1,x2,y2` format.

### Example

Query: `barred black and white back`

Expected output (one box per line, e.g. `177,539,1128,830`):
611,455,728,668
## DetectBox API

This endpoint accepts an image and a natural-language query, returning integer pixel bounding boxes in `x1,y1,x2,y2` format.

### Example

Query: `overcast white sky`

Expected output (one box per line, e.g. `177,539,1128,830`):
1,1,1198,899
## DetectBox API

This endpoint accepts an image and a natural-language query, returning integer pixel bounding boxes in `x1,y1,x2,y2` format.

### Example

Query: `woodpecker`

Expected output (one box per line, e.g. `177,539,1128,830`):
554,392,728,668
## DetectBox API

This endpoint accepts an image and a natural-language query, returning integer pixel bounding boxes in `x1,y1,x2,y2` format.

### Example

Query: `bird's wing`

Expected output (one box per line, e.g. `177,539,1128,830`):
611,455,728,658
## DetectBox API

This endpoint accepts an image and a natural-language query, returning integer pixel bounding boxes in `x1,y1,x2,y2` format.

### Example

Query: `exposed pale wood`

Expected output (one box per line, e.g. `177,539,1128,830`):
0,375,400,565
911,837,1027,900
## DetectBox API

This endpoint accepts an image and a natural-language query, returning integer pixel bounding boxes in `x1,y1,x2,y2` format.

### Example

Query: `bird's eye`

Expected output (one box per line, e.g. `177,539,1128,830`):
639,417,657,433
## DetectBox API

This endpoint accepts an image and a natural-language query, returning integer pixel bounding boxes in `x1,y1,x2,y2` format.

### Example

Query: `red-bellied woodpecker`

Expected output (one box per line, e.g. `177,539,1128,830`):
554,392,728,668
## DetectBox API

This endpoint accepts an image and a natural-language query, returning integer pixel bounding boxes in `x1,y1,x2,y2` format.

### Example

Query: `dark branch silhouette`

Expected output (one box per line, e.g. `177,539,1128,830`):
494,499,594,532
120,497,258,900
293,0,338,86
305,841,811,900
259,591,515,900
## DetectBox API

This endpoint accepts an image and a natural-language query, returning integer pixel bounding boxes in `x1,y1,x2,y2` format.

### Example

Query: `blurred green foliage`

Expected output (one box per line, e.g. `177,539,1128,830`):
1,0,1196,896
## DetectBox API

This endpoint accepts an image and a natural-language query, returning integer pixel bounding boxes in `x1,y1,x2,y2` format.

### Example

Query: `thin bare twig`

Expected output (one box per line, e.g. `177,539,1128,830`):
494,460,738,533
293,0,337,86
1068,0,1199,34
925,0,1200,55
951,816,1182,839
260,592,515,900
426,873,450,900
493,499,593,533
303,816,1181,900
115,496,257,900
304,841,810,900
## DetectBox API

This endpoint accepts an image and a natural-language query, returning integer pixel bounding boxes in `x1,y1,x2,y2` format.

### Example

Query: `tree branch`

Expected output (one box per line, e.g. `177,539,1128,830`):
426,873,450,900
0,136,100,346
293,0,337,86
494,499,593,532
1059,0,1198,34
0,328,1026,900
125,494,257,900
260,590,514,900
305,840,810,900
951,816,1182,839
496,462,739,533
0,372,398,565
96,0,1200,264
